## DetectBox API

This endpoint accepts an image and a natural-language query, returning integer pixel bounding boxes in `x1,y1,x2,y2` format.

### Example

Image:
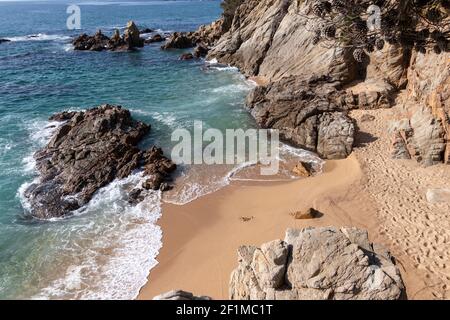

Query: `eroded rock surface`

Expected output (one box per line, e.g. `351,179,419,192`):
230,227,405,300
24,105,175,219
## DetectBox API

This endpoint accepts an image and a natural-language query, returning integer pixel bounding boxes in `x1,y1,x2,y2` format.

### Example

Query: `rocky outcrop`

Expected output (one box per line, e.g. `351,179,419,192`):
390,51,450,165
230,227,405,300
73,21,144,51
206,0,390,159
179,53,194,60
246,75,357,159
23,105,175,219
202,0,449,164
161,32,197,50
123,21,145,48
153,290,211,300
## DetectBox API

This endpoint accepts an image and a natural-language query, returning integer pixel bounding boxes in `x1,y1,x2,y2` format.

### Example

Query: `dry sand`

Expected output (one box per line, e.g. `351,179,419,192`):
138,106,450,300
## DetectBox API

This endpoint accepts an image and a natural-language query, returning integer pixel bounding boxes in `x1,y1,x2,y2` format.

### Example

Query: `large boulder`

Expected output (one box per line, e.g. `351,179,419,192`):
123,20,144,48
246,75,356,159
230,227,405,300
23,105,176,219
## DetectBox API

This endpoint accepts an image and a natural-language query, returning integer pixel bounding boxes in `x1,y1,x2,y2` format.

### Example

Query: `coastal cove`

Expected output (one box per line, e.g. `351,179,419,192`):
1,0,449,301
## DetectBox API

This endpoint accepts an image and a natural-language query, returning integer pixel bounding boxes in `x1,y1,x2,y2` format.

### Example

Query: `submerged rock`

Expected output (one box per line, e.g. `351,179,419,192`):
140,28,153,34
179,52,194,60
230,227,405,300
161,32,196,50
24,104,176,219
0,38,11,44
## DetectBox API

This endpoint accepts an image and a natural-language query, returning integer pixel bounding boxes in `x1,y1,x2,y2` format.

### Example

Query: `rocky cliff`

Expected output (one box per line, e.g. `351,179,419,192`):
203,0,449,162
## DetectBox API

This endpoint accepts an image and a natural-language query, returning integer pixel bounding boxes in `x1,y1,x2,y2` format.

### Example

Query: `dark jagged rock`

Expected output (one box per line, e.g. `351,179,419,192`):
179,52,194,60
140,28,153,34
124,21,144,48
24,105,176,219
194,43,209,58
0,38,11,44
73,21,144,52
246,76,357,159
144,34,165,44
142,146,177,191
161,32,196,50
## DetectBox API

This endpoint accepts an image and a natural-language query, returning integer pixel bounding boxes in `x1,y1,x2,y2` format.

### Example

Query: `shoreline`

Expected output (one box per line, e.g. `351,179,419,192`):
138,154,416,299
137,106,450,300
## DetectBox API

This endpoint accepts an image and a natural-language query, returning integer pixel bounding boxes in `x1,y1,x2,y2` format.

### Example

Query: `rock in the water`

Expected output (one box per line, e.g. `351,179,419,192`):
73,21,144,51
161,32,195,50
73,30,110,51
230,227,405,300
179,52,194,60
153,290,211,300
0,38,11,44
23,105,176,219
426,189,450,204
292,208,321,220
144,34,165,44
194,43,209,58
124,20,144,48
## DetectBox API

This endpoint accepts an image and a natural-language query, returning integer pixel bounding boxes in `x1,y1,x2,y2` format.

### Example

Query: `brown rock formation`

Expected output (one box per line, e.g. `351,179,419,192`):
24,105,175,219
73,21,144,51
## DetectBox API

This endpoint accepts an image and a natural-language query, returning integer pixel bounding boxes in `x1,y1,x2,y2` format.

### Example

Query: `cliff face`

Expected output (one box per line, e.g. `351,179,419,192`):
206,0,450,163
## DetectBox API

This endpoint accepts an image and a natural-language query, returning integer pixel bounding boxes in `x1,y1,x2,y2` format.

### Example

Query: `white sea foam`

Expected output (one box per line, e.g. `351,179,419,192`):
21,120,64,173
32,172,163,300
18,117,163,299
150,112,178,128
6,33,71,42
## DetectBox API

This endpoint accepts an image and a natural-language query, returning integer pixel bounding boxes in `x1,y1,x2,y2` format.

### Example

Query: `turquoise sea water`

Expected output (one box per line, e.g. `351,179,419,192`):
0,0,259,299
0,0,321,299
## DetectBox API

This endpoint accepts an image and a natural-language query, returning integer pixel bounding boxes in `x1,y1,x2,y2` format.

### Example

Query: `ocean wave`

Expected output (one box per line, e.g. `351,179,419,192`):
5,33,71,42
31,172,163,300
164,143,324,205
210,83,253,94
205,58,240,72
17,117,163,299
21,119,64,173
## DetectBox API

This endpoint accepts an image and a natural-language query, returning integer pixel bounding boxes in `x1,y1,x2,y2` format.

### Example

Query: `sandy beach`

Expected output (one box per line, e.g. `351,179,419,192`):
138,105,450,300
